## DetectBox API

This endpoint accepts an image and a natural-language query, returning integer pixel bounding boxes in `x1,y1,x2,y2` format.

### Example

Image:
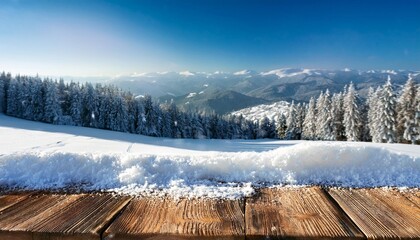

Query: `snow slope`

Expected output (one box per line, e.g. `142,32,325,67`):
231,101,290,123
0,115,419,199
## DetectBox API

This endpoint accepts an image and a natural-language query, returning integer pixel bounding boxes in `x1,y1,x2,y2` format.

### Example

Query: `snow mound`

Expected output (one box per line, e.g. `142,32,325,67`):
1,142,418,199
0,115,418,199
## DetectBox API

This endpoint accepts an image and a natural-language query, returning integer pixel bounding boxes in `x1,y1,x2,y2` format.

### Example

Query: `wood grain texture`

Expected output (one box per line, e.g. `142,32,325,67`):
103,197,245,240
402,190,420,208
0,193,131,240
328,188,420,239
245,187,364,239
0,192,33,212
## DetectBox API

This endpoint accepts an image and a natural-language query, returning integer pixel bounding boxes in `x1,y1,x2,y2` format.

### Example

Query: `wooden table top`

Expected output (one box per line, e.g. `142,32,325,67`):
0,187,418,240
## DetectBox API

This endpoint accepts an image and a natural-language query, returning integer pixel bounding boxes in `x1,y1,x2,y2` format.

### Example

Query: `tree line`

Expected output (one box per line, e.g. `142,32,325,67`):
0,72,418,143
0,72,262,139
275,75,419,144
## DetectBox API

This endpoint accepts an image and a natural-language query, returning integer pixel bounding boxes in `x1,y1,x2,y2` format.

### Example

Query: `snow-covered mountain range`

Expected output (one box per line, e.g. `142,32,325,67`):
71,68,419,114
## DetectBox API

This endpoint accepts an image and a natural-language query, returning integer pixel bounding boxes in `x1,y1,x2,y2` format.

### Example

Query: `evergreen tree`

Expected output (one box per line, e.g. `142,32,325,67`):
57,78,70,117
125,93,137,134
276,113,287,139
378,76,397,143
112,94,129,132
302,97,316,140
142,95,159,136
43,80,62,124
415,85,420,143
331,92,345,141
360,97,370,142
0,72,11,113
314,92,324,139
168,100,182,138
295,103,305,140
317,90,334,140
258,116,276,138
396,75,417,143
0,72,6,113
286,102,298,140
6,76,20,117
135,97,146,135
81,83,98,128
343,82,362,141
368,87,382,142
30,77,45,121
97,86,111,129
69,82,82,126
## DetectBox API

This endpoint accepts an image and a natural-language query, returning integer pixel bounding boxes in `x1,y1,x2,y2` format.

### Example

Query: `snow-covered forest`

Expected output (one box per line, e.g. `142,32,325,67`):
0,72,418,143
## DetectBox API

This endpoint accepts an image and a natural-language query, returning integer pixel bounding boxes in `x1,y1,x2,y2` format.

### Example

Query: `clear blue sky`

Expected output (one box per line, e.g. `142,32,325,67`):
1,0,419,76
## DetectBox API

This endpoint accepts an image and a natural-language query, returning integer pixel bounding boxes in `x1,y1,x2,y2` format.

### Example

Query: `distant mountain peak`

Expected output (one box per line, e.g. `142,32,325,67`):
260,68,317,78
130,72,149,77
179,70,195,76
234,70,251,75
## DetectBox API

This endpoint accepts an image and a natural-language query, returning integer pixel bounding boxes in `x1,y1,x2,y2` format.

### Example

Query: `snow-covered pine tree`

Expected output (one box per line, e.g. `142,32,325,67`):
314,92,324,140
316,89,334,140
368,87,382,142
366,87,375,141
6,76,20,117
360,96,370,142
276,113,287,139
124,93,137,134
295,103,305,140
135,97,146,135
43,80,62,124
190,113,204,139
258,116,275,138
343,82,362,141
331,92,345,141
142,95,159,137
168,100,182,138
112,93,129,132
0,72,11,113
97,86,111,129
57,78,71,117
415,85,420,142
216,116,228,139
181,113,192,138
233,114,245,139
396,75,417,143
159,101,175,137
0,72,6,113
302,97,316,140
30,77,45,121
286,101,299,140
378,76,397,143
0,78,3,114
81,82,98,128
20,76,34,120
69,82,82,126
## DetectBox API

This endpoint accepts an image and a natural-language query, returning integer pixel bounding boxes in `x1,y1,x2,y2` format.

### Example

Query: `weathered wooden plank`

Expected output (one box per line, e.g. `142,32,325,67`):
0,192,33,212
402,190,420,208
328,188,420,239
0,193,131,240
103,197,245,240
245,187,364,239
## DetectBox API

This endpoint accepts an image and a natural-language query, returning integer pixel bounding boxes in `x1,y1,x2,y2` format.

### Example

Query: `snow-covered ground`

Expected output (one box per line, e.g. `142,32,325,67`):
0,114,419,199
